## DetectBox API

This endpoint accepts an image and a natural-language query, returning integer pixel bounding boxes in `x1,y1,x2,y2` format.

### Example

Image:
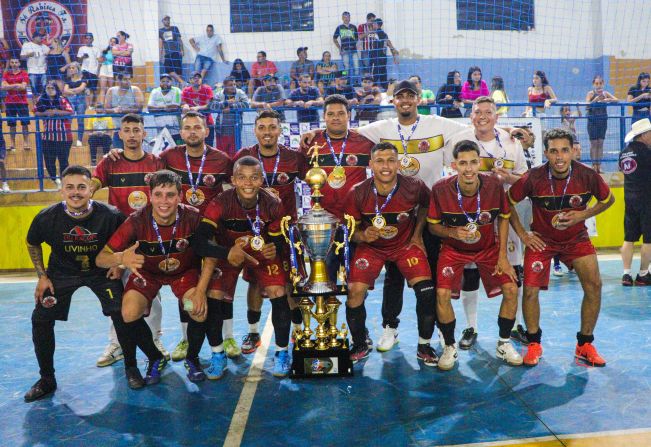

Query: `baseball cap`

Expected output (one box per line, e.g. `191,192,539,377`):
263,74,278,81
160,73,172,80
191,71,202,78
296,47,308,55
394,80,418,95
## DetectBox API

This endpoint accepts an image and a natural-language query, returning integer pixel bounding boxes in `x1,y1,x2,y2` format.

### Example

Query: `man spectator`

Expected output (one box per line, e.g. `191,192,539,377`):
213,76,249,157
358,13,376,75
286,73,323,123
355,75,381,121
409,74,435,115
159,16,185,86
251,74,286,119
20,34,49,98
289,47,314,90
249,51,278,96
333,12,360,86
76,33,101,108
148,73,182,142
182,71,214,145
369,18,399,90
189,24,228,80
103,73,144,148
2,58,31,151
325,71,358,104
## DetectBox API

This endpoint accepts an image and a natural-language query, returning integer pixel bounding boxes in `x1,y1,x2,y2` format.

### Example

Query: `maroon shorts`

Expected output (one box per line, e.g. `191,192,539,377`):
523,238,596,289
350,243,431,288
437,244,513,298
125,268,199,302
243,247,291,283
209,255,287,301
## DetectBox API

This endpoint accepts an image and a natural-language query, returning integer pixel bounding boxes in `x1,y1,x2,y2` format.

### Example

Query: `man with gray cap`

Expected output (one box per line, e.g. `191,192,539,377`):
148,73,182,141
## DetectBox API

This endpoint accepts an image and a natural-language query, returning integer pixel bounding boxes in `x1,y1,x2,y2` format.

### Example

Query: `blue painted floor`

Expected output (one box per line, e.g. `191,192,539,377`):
1,259,651,446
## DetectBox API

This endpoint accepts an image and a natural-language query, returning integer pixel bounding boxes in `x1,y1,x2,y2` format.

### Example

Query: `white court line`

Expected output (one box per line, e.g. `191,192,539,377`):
223,312,274,447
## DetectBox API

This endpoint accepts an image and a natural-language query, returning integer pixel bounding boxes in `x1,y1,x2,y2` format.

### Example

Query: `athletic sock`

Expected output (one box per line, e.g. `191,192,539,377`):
206,299,223,348
32,316,56,378
346,303,367,346
270,296,291,349
497,316,516,340
438,319,456,346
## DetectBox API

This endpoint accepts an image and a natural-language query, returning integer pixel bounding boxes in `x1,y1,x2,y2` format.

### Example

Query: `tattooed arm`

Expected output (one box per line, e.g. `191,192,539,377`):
27,243,54,302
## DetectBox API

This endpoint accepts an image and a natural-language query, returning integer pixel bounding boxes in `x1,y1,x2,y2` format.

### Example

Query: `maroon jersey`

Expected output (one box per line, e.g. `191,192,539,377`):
300,130,373,219
428,173,511,252
92,153,165,215
348,175,430,252
159,145,233,214
235,144,307,220
508,160,611,244
106,204,201,276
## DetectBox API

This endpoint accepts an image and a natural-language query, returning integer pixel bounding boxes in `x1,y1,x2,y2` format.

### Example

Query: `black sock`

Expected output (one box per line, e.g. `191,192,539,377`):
527,328,542,344
32,315,56,378
576,332,594,346
111,313,137,368
206,299,224,347
346,303,367,346
186,318,206,360
291,307,303,325
438,319,456,346
126,317,162,362
221,300,234,320
498,317,516,340
414,280,436,340
382,262,404,328
247,309,262,326
271,295,291,348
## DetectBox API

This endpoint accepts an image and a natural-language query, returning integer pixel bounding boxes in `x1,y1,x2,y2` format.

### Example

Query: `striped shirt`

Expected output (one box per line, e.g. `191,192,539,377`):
36,97,73,142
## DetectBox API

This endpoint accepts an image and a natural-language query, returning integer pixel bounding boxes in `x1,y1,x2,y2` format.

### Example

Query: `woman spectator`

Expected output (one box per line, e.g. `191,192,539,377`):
586,75,617,173
63,62,88,147
46,38,71,91
490,76,509,117
626,72,651,124
33,80,73,187
229,58,251,91
98,37,117,105
524,70,557,117
436,70,463,118
112,31,133,77
460,66,489,116
315,51,338,95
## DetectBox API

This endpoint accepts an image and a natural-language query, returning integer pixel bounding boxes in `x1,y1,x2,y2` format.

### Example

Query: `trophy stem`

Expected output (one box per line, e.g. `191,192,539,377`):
326,296,341,348
299,297,314,348
313,295,330,351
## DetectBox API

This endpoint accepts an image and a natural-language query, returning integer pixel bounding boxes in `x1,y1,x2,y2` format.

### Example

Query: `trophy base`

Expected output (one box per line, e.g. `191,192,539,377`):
290,340,353,378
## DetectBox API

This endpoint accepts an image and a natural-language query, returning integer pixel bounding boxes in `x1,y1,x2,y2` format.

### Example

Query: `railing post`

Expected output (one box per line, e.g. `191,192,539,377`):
34,117,44,192
619,104,627,151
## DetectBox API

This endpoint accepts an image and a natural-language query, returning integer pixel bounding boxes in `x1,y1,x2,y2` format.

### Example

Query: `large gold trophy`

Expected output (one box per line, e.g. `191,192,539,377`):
280,143,354,377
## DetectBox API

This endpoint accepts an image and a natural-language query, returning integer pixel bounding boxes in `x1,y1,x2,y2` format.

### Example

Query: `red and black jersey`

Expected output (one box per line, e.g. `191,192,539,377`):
428,173,511,252
202,188,283,251
159,145,233,214
508,161,611,244
106,204,201,276
235,144,307,221
348,175,430,252
300,130,373,219
92,152,165,216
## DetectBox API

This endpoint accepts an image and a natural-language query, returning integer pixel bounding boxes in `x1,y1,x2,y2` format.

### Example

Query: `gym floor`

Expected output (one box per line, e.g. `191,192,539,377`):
1,257,650,447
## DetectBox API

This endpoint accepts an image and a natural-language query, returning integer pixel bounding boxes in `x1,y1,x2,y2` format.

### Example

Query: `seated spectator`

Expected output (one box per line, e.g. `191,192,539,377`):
230,58,251,91
20,34,49,98
148,73,182,141
436,70,463,118
460,65,489,116
409,74,435,115
46,38,71,92
325,71,358,104
2,58,31,151
251,74,286,120
158,16,185,86
315,51,338,95
189,24,228,80
0,37,9,112
249,51,278,96
103,73,144,148
490,76,509,117
182,71,214,145
290,47,315,90
85,104,113,165
286,73,323,123
112,31,134,77
63,62,88,147
524,70,557,117
212,76,249,157
77,33,101,108
354,75,381,121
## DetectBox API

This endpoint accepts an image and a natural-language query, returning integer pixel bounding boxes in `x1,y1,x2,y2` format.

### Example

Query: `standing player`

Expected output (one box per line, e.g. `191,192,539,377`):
508,128,614,367
428,141,522,371
24,165,138,402
346,142,437,364
91,114,167,367
235,110,308,354
96,170,217,383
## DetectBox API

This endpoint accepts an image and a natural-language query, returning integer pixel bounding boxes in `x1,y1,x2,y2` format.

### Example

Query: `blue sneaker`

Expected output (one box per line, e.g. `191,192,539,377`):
185,357,206,383
144,356,168,385
205,352,227,380
273,350,291,377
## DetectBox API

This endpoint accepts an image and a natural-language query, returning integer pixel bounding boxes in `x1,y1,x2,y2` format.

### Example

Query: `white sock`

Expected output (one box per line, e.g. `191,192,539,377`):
498,337,510,344
145,294,163,338
624,269,632,275
640,270,649,276
108,319,119,345
223,319,234,339
461,289,479,331
181,322,188,342
211,344,224,353
276,345,288,352
418,337,430,345
515,286,524,326
249,322,259,333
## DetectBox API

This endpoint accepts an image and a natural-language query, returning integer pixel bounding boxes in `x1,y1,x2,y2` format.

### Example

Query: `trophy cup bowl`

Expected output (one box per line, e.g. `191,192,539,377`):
297,208,339,294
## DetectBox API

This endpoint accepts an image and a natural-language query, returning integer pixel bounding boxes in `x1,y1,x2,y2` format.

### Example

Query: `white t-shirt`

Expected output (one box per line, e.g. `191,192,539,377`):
194,34,222,60
77,45,101,74
20,42,50,74
356,114,467,188
148,86,182,130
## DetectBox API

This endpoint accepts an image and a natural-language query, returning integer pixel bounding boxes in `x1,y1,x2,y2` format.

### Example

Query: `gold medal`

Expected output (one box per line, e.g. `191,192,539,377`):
551,212,566,230
327,166,346,189
466,222,478,233
250,235,265,251
127,190,148,210
378,226,399,239
186,188,205,206
372,215,386,229
399,156,420,176
159,257,181,272
266,187,280,198
494,158,505,169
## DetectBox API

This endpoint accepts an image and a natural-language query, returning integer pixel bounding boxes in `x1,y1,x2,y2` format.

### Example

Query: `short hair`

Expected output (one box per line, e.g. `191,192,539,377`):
342,11,350,16
206,24,214,30
223,75,236,84
371,142,398,155
148,169,182,192
299,73,311,81
120,113,144,125
255,109,282,124
367,12,376,20
233,155,262,173
409,74,422,82
181,111,207,126
472,96,496,109
116,73,131,81
543,128,574,150
62,165,92,179
362,75,374,82
323,94,349,113
453,140,481,159
258,50,267,58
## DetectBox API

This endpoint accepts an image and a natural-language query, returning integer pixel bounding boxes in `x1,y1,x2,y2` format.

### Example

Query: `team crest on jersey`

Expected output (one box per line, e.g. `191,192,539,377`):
620,157,637,174
346,154,358,166
418,140,430,153
144,173,153,184
355,258,369,270
63,226,98,243
442,266,454,277
203,174,216,187
396,212,410,223
531,261,544,273
478,211,492,225
16,1,74,47
176,238,189,252
508,241,515,253
569,195,583,208
277,172,290,184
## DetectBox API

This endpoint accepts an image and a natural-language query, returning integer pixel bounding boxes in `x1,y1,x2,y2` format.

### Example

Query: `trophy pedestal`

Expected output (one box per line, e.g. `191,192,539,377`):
290,340,353,378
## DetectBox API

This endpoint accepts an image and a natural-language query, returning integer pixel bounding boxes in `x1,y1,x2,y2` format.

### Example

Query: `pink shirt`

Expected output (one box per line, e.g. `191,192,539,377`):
460,80,489,101
251,61,278,79
113,42,133,67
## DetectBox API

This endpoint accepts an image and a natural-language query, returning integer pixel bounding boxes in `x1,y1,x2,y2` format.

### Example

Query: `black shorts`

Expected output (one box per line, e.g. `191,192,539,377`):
32,273,123,322
163,52,183,75
82,70,99,91
624,197,651,243
587,115,608,141
113,64,133,77
5,103,30,127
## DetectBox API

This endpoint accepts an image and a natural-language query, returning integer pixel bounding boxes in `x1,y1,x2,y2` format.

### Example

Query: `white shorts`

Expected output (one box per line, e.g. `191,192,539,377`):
99,64,113,78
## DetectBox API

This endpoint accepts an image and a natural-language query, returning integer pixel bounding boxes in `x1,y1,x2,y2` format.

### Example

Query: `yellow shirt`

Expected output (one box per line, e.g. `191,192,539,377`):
85,115,113,133
491,90,509,115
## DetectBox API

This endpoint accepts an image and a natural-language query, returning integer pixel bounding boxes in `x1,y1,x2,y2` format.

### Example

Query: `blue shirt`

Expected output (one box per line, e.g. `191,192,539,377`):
290,87,320,123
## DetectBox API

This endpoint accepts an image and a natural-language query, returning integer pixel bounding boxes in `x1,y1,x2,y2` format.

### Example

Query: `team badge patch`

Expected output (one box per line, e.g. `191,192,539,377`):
442,266,454,278
176,238,189,252
143,173,153,184
277,172,290,184
396,212,410,223
355,258,369,270
16,1,74,47
418,140,430,153
620,157,637,174
346,154,358,166
203,174,216,186
569,195,583,208
531,261,544,273
478,211,492,225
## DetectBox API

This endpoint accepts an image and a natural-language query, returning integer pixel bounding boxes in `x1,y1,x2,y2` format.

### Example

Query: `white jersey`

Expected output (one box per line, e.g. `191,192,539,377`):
148,86,182,131
77,45,101,74
356,114,467,188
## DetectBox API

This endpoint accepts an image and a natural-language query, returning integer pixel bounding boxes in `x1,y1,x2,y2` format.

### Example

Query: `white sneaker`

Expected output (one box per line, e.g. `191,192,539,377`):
496,340,523,366
154,338,171,360
54,178,62,189
376,326,399,352
438,344,458,371
76,139,83,147
96,343,124,367
552,265,565,277
1,182,10,193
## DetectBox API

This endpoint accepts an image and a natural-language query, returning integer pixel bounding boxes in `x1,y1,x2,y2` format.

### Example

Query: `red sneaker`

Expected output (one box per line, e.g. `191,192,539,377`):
523,342,543,366
575,342,606,367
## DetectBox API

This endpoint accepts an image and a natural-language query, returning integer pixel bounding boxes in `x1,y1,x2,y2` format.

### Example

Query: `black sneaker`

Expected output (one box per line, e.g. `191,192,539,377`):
24,376,57,402
365,328,373,348
622,274,634,286
635,272,651,286
459,327,477,350
125,367,145,389
510,324,529,345
145,356,168,385
416,343,439,367
349,343,370,363
241,333,261,354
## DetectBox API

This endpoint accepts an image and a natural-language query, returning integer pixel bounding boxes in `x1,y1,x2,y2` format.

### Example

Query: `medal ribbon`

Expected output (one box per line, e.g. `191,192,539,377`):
372,181,399,219
341,224,350,276
397,116,420,158
184,145,207,193
476,129,506,160
324,131,349,167
456,180,481,224
245,200,262,238
257,146,281,188
288,224,299,273
151,209,180,264
547,163,573,211
62,200,94,217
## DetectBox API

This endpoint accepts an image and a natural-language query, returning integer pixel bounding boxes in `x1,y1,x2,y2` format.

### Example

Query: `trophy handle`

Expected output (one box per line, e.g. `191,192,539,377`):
334,214,356,255
281,216,302,254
